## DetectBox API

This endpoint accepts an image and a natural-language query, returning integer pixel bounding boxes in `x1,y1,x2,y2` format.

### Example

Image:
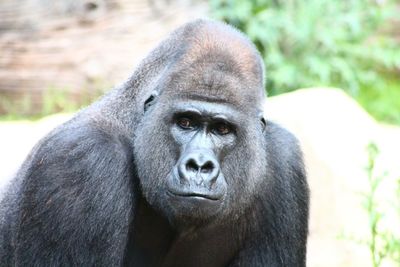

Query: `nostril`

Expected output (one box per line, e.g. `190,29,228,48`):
201,161,214,173
186,159,199,172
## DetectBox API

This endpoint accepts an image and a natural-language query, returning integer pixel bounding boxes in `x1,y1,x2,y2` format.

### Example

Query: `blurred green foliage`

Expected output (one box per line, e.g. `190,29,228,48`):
210,0,400,124
357,74,400,125
0,87,103,121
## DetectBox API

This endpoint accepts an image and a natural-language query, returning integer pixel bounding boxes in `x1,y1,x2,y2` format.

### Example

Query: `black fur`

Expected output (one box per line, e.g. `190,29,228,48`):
0,19,309,266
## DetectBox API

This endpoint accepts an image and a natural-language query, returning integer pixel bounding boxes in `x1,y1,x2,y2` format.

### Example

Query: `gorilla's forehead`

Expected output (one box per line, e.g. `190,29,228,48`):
165,71,263,113
163,64,264,113
159,21,266,110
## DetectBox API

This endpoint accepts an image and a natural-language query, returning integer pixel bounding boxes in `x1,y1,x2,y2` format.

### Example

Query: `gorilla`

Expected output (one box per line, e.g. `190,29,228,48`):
0,19,309,266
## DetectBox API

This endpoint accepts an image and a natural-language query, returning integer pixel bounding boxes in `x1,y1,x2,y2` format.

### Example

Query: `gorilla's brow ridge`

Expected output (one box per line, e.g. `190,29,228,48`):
181,93,229,104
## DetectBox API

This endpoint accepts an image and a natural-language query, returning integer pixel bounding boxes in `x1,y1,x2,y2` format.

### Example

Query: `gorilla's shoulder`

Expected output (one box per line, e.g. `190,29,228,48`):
264,121,304,173
20,117,133,180
266,121,301,150
45,116,130,149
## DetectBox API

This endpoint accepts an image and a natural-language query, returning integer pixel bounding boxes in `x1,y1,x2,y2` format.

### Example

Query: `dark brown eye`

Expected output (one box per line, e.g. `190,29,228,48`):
177,117,193,129
215,123,231,135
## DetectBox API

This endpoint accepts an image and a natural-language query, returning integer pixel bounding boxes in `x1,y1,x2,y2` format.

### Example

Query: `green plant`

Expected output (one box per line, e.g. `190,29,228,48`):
361,143,400,266
387,179,400,262
364,143,385,267
210,0,400,96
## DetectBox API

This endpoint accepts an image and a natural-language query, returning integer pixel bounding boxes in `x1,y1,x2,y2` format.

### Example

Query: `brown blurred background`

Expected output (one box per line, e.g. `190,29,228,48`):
0,0,207,116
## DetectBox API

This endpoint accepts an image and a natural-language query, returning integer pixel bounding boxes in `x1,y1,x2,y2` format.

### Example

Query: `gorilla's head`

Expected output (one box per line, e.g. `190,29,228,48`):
134,21,267,228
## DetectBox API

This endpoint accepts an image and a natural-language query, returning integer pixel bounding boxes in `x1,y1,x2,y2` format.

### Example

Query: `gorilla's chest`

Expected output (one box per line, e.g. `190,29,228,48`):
126,201,239,267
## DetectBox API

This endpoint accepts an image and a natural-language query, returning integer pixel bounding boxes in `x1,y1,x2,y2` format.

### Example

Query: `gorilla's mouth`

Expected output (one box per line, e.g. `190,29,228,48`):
167,190,221,201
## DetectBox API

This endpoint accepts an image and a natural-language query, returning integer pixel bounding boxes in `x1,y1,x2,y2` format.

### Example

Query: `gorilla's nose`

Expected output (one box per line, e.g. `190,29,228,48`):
178,151,220,187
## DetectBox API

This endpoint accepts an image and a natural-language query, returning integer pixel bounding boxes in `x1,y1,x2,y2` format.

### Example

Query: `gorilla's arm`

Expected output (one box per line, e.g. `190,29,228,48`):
11,120,136,266
230,122,309,267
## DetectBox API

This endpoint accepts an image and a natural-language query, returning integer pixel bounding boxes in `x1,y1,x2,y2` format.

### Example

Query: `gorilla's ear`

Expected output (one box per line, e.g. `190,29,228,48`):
259,112,266,132
144,91,159,112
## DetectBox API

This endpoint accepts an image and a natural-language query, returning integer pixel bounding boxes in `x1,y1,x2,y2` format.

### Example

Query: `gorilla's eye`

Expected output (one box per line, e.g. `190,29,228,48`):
177,117,194,130
214,122,231,135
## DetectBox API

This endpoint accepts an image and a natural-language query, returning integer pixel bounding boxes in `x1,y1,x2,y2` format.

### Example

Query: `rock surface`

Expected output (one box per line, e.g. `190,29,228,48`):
1,88,399,266
266,88,400,267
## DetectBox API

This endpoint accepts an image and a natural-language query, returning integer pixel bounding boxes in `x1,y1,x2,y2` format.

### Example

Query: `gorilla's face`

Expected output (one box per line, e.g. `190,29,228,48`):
134,94,266,227
167,101,231,220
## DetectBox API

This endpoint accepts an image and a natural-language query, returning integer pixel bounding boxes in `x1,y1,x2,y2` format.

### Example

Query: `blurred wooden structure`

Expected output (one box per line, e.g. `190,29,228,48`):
0,0,206,115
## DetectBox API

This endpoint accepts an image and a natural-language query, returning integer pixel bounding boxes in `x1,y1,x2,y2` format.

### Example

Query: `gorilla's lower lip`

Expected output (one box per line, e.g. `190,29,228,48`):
167,190,221,201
